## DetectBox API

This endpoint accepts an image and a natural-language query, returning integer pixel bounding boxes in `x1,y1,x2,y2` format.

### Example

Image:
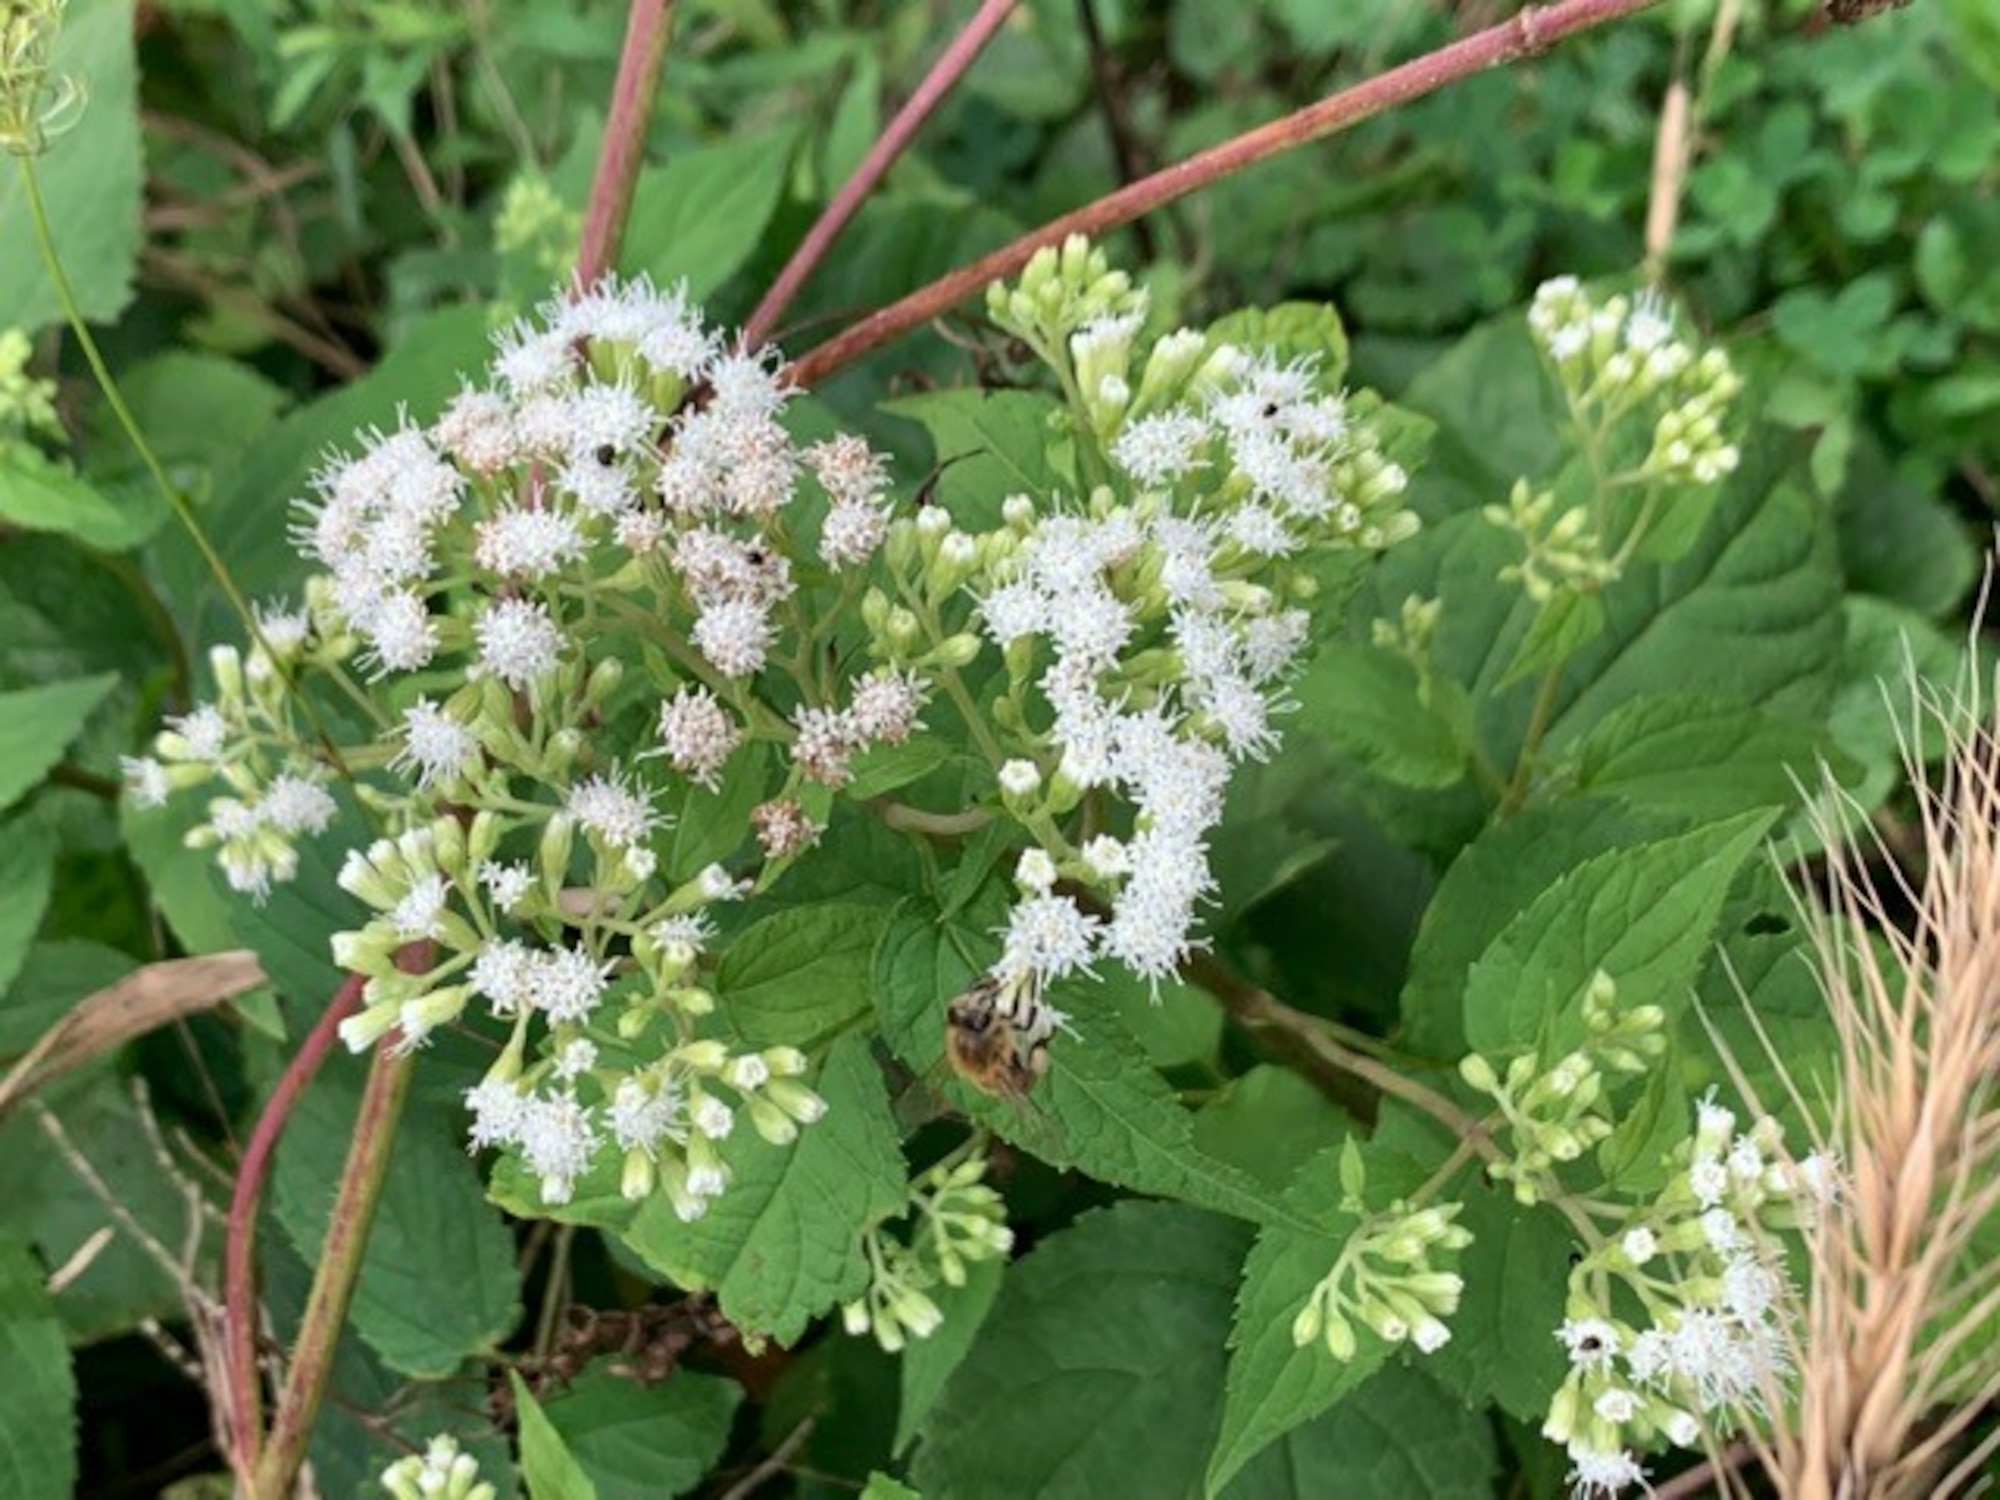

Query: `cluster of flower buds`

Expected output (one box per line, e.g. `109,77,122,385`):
1290,1199,1471,1361
843,1145,1014,1354
0,327,59,440
1488,277,1744,610
1483,480,1620,605
1539,1092,1837,1496
1528,277,1743,485
125,637,337,899
1459,971,1667,1205
379,1435,494,1500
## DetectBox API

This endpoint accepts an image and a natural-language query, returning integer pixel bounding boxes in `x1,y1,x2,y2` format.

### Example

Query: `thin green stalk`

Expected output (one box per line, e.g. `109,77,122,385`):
1504,663,1566,810
19,156,357,777
17,158,263,648
249,1045,414,1500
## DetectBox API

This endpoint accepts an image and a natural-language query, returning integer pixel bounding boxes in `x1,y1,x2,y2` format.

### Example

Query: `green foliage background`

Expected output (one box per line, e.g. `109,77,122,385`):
0,0,1991,1496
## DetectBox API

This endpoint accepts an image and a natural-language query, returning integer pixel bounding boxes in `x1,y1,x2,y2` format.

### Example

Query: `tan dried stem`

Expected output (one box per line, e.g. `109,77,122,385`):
1748,639,2000,1498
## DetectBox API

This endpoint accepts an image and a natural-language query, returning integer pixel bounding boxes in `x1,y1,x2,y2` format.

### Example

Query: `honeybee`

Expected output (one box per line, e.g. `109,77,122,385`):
943,971,1058,1101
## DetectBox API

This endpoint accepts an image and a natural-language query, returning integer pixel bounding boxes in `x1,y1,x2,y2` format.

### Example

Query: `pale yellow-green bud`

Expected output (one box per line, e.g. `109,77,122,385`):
538,814,575,903
621,1149,655,1201
1459,1053,1499,1094
929,632,983,670
746,1094,798,1146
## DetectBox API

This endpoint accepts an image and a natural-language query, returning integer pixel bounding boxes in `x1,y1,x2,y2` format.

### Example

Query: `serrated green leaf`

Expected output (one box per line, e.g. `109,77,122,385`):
1574,693,1838,822
513,1370,599,1500
87,351,290,492
1596,1035,1685,1195
1223,1362,1497,1499
540,1360,741,1500
273,1057,521,1377
621,1031,904,1343
883,389,1069,529
0,820,57,1002
1462,809,1777,1056
1294,644,1469,788
0,675,115,814
0,449,163,552
873,905,1305,1229
1192,1066,1354,1189
623,130,798,300
718,902,886,1050
1400,798,1660,1058
0,0,141,330
0,1236,76,1500
895,1256,1004,1458
914,1202,1249,1500
1420,1185,1572,1423
861,1475,923,1500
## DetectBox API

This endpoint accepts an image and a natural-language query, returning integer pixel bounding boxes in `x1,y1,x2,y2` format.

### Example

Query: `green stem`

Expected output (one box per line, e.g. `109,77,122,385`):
17,159,262,649
19,158,358,778
1504,664,1565,810
248,1044,414,1500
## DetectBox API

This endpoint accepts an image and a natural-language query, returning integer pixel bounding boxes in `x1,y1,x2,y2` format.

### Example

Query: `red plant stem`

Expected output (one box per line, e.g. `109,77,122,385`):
741,0,1022,348
789,0,1664,389
222,971,365,1481
250,1042,416,1500
576,0,678,285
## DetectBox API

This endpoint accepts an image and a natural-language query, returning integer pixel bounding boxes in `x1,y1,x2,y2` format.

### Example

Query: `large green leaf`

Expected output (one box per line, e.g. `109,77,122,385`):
873,904,1304,1229
1293,642,1471,789
540,1360,741,1500
621,1030,905,1343
0,675,116,815
913,1202,1249,1500
1462,809,1777,1056
272,1055,522,1377
894,1255,1005,1458
1573,693,1839,822
1400,798,1659,1057
623,130,799,300
0,1236,76,1500
1223,1362,1497,1500
717,902,886,1051
0,0,141,330
1420,1184,1572,1423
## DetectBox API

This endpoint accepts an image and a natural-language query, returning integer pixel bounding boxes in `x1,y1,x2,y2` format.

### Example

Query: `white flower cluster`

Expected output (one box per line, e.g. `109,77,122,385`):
842,1145,1014,1353
122,632,337,899
125,278,954,1213
1543,1094,1836,1497
1290,1200,1470,1360
913,238,1421,997
380,1434,494,1500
